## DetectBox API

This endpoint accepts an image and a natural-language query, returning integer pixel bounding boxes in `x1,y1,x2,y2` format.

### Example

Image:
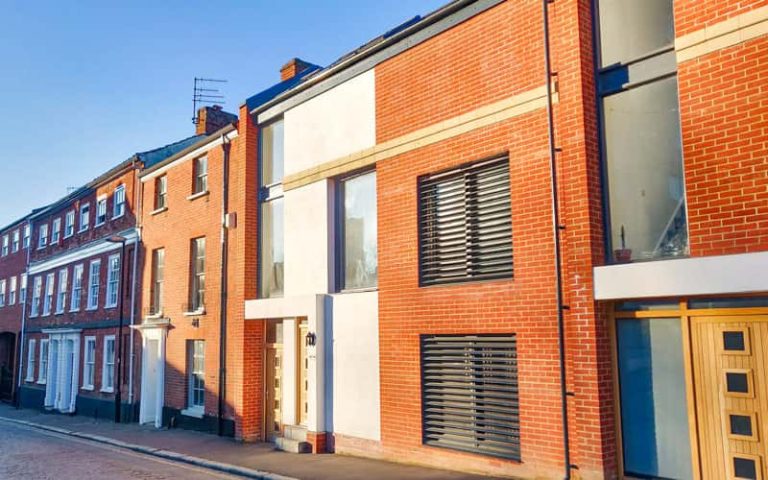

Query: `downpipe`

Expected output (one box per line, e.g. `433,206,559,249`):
217,132,232,436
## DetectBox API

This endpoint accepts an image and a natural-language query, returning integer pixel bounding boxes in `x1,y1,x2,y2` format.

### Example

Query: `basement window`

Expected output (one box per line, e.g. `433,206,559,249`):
418,157,513,286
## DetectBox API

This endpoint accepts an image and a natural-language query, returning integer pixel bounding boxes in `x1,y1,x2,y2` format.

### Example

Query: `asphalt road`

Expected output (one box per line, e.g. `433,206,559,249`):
0,421,246,480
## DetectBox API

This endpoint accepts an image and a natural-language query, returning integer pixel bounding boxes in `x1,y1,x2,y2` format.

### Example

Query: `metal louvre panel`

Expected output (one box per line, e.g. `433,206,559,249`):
419,157,513,286
420,334,520,461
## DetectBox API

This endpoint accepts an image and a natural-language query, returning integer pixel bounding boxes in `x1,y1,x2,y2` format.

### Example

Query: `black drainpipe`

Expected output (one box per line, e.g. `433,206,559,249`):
217,132,232,436
543,0,573,478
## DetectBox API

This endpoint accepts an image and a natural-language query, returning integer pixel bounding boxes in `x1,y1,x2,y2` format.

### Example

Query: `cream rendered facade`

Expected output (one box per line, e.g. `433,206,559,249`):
245,69,381,447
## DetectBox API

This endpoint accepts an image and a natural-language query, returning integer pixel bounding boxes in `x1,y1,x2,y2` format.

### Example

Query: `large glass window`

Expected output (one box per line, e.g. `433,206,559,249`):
188,340,205,409
151,248,165,314
105,254,120,308
87,260,100,310
189,238,205,312
597,0,685,264
598,0,675,67
193,158,208,194
83,337,96,389
102,336,116,392
616,318,693,479
70,264,83,311
259,119,285,299
339,171,378,290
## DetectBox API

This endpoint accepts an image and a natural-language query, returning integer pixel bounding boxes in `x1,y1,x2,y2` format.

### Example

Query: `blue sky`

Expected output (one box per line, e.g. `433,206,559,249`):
0,0,446,226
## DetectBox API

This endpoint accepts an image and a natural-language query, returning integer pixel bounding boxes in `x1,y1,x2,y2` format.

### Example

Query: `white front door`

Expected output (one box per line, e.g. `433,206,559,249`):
43,331,81,413
139,328,165,428
44,340,59,408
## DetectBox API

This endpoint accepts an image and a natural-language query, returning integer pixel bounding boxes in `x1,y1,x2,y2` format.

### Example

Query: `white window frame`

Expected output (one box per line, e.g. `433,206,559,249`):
86,260,100,310
79,203,90,232
101,335,116,393
37,339,49,384
38,224,48,249
71,264,84,312
1,234,8,256
51,218,61,243
30,276,42,317
0,279,6,307
105,254,120,308
113,185,126,219
9,276,17,305
25,339,36,382
95,197,107,226
82,336,96,390
23,224,30,249
188,340,205,411
42,273,54,316
64,210,75,238
20,274,27,304
11,229,19,252
193,157,208,195
56,268,68,314
155,176,168,210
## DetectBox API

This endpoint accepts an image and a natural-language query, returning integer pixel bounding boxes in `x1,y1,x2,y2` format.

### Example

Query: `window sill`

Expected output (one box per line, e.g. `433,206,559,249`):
55,311,65,316
24,378,35,383
85,307,98,312
112,213,125,221
81,385,94,391
187,191,209,202
36,379,46,385
37,246,46,251
100,387,114,394
181,407,204,419
150,207,168,216
95,222,105,228
337,287,378,295
70,309,80,313
78,228,89,234
183,309,205,317
104,305,117,310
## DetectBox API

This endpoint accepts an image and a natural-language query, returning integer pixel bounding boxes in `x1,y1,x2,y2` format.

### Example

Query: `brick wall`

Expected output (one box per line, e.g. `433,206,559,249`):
675,0,768,36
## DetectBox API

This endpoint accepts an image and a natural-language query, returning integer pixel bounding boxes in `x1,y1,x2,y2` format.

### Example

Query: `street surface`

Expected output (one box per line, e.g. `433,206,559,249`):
0,420,245,480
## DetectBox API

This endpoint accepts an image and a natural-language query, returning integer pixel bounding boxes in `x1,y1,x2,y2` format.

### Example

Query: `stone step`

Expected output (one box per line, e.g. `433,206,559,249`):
274,436,312,454
283,424,308,442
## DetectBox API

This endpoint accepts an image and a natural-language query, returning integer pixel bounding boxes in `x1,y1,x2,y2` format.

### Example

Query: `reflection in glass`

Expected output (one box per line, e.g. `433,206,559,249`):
604,77,687,262
599,0,675,67
261,120,285,186
342,171,377,290
260,199,284,298
617,318,692,479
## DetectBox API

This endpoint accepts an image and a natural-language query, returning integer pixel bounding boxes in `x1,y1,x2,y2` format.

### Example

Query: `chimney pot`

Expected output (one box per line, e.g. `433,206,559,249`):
280,58,315,81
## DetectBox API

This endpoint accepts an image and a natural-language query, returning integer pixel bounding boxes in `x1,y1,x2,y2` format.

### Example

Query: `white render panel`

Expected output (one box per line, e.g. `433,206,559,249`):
283,70,376,177
594,251,768,300
329,291,381,441
284,182,332,297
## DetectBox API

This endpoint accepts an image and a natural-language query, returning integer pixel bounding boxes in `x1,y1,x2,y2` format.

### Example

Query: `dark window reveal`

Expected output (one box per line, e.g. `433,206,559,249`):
730,414,754,437
733,457,758,480
723,331,746,352
420,334,520,460
418,157,513,286
726,372,750,394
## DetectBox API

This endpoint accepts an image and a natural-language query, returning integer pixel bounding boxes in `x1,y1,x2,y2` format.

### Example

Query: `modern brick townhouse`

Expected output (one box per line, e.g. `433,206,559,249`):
0,0,765,479
16,136,201,420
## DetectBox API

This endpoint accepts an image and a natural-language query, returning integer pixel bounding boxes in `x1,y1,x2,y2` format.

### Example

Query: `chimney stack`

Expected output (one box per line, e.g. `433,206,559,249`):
196,105,238,136
280,58,315,82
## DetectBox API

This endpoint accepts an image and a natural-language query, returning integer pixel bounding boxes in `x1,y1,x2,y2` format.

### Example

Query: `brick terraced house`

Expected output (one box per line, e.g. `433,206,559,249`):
0,1,766,479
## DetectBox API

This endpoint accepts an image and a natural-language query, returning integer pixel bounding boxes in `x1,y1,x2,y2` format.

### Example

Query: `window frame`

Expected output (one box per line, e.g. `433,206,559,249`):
55,268,68,314
105,254,120,309
82,336,97,390
23,224,31,249
30,276,42,317
336,168,378,292
189,238,205,313
192,157,208,195
64,210,75,238
25,339,36,382
70,264,84,312
20,274,27,304
0,279,6,307
37,339,49,384
95,196,108,226
187,340,205,410
42,272,54,316
101,335,116,393
11,229,19,252
155,175,168,210
86,260,101,310
38,224,49,249
51,218,61,243
258,118,285,299
79,203,90,232
151,248,165,315
113,185,126,219
9,275,17,305
1,234,8,256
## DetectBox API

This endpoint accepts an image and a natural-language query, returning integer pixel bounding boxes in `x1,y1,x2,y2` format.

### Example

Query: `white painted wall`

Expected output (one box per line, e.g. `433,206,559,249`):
328,291,381,441
594,251,768,300
283,181,332,297
283,69,376,176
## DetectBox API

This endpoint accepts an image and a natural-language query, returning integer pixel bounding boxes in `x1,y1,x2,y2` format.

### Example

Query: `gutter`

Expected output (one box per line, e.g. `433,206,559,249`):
217,133,232,436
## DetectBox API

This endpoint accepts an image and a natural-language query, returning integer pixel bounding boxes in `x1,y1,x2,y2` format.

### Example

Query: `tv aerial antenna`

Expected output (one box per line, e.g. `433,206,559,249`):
192,77,227,125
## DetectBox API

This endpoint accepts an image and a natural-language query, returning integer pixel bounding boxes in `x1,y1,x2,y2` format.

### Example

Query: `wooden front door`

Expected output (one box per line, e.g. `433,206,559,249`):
265,345,283,438
693,316,768,480
297,321,309,426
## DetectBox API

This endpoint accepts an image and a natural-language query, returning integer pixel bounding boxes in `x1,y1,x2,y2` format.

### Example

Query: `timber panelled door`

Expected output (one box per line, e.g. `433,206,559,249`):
613,300,768,480
265,320,283,439
298,320,309,426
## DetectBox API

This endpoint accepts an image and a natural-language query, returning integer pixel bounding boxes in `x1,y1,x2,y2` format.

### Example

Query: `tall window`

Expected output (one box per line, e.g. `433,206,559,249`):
38,339,49,384
23,224,30,249
418,157,513,286
113,185,126,218
56,268,68,314
87,260,100,310
51,218,61,243
339,170,378,290
188,340,205,409
9,276,17,305
20,274,27,303
83,337,96,390
70,264,83,311
106,254,120,308
597,0,686,263
1,235,8,256
38,224,48,249
193,157,208,194
43,273,54,316
0,279,6,307
96,198,107,226
30,276,42,317
65,210,75,238
102,335,116,392
155,176,168,210
79,203,90,232
151,248,165,314
11,229,19,252
259,119,284,298
25,339,36,382
189,238,205,312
